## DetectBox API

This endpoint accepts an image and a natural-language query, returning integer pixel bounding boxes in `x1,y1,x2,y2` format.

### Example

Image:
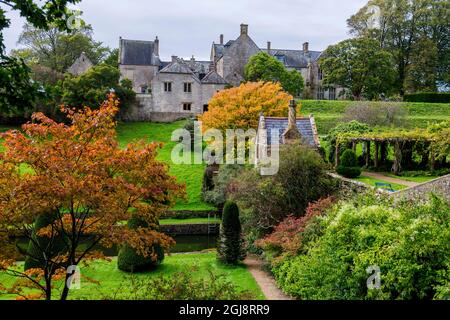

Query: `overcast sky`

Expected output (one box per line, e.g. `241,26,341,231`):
2,0,368,60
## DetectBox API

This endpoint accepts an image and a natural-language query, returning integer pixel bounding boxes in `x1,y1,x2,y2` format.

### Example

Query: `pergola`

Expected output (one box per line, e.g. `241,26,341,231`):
335,130,437,175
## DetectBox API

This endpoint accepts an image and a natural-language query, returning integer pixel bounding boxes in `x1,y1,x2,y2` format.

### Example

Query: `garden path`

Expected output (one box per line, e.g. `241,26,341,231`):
362,172,419,188
244,255,293,300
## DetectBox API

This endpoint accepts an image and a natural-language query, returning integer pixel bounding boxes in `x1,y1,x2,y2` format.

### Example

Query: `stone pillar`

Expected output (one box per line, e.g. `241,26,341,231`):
335,144,340,168
365,141,371,167
374,141,379,169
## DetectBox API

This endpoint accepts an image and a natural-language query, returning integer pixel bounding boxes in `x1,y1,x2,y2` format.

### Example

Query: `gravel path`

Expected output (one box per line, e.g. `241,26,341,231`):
244,255,293,300
362,172,419,188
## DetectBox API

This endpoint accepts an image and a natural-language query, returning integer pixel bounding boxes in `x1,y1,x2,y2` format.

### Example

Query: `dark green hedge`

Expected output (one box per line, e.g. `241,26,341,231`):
404,92,450,103
117,215,165,273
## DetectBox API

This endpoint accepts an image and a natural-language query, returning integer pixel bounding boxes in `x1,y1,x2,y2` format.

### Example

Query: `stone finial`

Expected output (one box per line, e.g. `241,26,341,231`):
282,100,302,143
220,34,224,45
154,36,160,56
240,23,249,35
303,42,309,53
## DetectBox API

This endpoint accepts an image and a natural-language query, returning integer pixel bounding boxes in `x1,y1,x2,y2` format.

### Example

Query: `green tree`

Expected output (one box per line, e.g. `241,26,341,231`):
319,37,396,100
61,64,135,111
217,201,246,265
13,23,110,85
0,0,81,117
347,0,449,94
244,52,304,97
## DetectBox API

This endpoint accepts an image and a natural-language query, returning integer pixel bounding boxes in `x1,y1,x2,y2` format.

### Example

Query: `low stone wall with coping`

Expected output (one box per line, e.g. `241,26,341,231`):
392,174,450,203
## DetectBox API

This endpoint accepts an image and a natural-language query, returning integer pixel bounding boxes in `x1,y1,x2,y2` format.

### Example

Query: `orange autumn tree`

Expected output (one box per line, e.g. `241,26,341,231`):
0,94,185,300
199,81,294,132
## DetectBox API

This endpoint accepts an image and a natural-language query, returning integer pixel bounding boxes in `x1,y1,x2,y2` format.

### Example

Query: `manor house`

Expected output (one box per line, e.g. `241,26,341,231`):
118,24,341,122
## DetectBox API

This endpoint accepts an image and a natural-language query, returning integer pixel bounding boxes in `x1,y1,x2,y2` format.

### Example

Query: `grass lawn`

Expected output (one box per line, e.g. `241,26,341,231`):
300,100,450,135
354,175,408,191
116,121,213,211
0,122,213,211
160,217,221,225
0,253,264,300
384,173,439,184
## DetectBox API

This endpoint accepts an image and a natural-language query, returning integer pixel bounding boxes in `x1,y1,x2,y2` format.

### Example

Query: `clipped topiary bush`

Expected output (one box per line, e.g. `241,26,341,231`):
217,201,246,265
24,212,68,271
337,149,362,178
118,215,165,273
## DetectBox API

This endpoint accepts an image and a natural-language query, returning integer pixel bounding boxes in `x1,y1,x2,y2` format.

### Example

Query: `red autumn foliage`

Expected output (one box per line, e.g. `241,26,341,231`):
0,94,185,300
255,197,336,257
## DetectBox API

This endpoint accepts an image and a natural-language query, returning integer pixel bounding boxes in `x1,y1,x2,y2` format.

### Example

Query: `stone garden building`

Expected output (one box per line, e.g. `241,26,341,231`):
118,24,342,122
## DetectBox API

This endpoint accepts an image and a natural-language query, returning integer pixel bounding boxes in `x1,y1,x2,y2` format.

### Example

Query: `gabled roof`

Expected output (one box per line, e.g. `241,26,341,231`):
262,117,319,147
160,58,194,74
120,39,159,66
201,70,227,84
67,52,93,76
261,49,322,69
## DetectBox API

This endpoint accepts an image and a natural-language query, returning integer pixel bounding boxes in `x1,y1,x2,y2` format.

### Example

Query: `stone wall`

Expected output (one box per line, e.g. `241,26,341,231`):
393,174,450,203
119,65,159,93
121,75,225,122
161,223,220,235
328,172,375,197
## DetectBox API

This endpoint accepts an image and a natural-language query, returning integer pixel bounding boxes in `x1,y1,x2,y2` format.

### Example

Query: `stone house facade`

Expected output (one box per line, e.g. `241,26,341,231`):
68,52,93,76
211,24,344,100
118,23,342,122
119,38,227,122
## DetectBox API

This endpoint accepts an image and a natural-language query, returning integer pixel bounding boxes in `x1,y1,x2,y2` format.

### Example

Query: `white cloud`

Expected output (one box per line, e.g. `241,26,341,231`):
2,0,368,60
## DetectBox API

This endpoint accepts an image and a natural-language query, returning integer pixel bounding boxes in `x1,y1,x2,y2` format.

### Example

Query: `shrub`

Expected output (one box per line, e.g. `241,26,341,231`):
256,197,336,263
217,202,246,265
272,194,450,300
203,165,244,207
98,268,254,300
118,215,165,272
342,103,409,128
337,149,361,178
24,212,68,271
230,144,336,237
404,92,450,103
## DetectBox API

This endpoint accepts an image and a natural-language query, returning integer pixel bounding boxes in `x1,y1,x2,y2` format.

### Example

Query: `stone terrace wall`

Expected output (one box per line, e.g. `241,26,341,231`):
393,174,450,203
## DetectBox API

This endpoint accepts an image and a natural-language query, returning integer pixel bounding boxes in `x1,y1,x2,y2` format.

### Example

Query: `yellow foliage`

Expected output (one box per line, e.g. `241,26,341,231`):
199,81,295,132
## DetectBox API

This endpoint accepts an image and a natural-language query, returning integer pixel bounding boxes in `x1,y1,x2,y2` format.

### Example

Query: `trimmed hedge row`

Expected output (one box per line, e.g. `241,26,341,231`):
404,92,450,103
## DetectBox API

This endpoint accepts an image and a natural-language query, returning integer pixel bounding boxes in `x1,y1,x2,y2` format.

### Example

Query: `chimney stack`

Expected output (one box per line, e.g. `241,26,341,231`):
220,34,224,45
154,36,159,56
288,100,297,129
171,55,178,62
240,23,249,35
282,100,302,143
267,41,271,51
303,42,309,53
